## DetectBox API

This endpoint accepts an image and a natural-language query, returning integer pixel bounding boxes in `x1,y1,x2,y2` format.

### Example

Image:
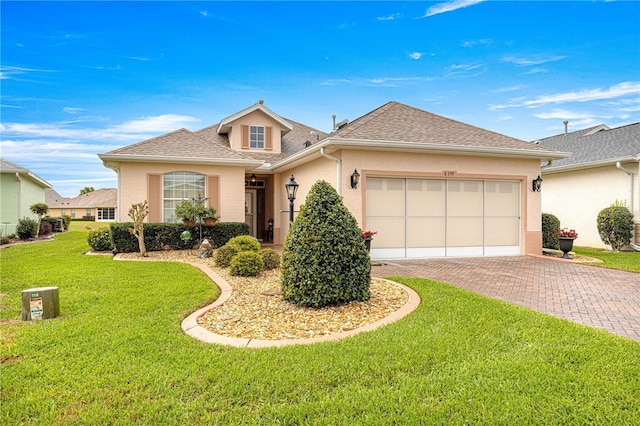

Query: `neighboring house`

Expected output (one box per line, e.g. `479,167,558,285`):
46,188,118,221
99,101,566,259
536,122,640,249
0,158,52,235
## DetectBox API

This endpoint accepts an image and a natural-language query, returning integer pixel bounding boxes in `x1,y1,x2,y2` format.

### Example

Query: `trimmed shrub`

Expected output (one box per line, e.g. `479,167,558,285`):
542,213,561,250
61,215,71,230
260,248,281,270
597,202,634,251
227,235,261,253
110,222,249,253
16,218,38,240
282,180,371,308
229,251,264,277
214,245,239,268
87,227,114,252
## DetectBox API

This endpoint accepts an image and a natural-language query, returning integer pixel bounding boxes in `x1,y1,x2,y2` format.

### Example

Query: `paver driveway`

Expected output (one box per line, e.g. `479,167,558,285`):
373,256,640,342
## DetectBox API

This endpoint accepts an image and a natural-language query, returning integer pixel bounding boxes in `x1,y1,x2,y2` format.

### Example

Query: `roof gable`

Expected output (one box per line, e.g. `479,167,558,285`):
0,158,52,188
47,188,117,208
217,101,293,135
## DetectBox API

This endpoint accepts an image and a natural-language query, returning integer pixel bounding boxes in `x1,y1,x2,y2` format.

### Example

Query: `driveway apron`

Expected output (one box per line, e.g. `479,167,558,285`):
373,256,640,342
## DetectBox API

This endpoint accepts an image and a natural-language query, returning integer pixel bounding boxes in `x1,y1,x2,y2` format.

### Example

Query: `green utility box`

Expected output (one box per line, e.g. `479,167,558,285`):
21,287,60,320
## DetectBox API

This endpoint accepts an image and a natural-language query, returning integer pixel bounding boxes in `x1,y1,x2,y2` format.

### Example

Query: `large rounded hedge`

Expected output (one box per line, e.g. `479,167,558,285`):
597,203,634,251
281,180,371,308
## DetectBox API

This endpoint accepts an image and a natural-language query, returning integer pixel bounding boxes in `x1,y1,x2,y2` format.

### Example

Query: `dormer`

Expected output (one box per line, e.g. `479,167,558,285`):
217,100,293,154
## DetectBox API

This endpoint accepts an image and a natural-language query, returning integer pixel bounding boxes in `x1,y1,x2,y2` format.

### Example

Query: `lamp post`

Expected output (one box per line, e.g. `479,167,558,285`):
285,174,299,223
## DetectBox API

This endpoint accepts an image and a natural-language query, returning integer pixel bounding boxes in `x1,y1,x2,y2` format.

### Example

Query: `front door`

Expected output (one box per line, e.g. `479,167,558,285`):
245,190,257,238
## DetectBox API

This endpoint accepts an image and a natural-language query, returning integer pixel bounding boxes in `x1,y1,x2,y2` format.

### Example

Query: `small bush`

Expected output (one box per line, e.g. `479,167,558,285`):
229,251,264,277
62,215,71,230
227,235,261,253
260,248,281,270
87,227,114,251
542,213,561,249
16,218,38,240
597,202,634,251
214,245,238,268
1,237,10,245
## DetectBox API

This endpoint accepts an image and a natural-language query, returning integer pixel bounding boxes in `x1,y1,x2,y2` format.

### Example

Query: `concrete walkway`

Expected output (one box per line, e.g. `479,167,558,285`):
373,256,640,342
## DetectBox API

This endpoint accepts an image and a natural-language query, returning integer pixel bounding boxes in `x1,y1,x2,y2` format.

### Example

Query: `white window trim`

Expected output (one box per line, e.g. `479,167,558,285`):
249,125,265,149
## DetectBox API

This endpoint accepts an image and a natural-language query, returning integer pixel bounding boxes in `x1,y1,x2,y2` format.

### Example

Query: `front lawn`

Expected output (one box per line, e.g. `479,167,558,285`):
574,246,640,272
1,231,639,424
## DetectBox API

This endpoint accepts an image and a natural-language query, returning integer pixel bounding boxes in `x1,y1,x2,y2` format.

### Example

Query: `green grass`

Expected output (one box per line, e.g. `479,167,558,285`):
1,231,639,424
574,246,640,272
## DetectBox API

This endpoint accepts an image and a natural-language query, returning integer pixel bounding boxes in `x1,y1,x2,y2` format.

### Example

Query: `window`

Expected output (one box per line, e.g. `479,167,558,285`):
249,126,264,149
162,172,206,223
97,208,115,221
71,209,76,218
86,209,92,216
61,209,66,215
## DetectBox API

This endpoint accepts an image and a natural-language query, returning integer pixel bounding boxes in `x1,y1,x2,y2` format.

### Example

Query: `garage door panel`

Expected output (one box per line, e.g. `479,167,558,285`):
407,179,445,216
485,217,519,246
366,217,405,248
446,217,483,247
367,178,405,216
407,218,446,247
448,180,483,216
486,181,519,217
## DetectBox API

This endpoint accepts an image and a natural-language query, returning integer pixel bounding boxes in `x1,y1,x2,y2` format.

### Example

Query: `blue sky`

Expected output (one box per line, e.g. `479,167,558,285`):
1,0,639,197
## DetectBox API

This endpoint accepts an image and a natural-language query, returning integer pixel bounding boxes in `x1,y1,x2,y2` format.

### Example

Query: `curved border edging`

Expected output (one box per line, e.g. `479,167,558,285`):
113,254,421,348
181,266,421,348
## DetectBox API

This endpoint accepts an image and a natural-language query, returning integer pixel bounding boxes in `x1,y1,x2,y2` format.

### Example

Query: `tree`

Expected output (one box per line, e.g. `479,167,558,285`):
128,201,148,257
281,180,371,308
80,187,95,195
29,203,49,236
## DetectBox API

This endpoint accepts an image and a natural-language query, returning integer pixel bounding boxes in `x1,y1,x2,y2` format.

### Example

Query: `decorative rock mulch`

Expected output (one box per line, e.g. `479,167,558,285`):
118,250,409,340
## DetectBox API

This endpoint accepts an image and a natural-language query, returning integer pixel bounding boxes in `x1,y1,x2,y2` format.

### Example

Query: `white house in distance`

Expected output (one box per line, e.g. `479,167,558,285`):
536,122,640,249
100,100,568,259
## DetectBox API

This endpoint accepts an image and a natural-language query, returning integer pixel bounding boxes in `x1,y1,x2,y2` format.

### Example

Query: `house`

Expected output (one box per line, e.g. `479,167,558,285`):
46,188,118,221
535,122,640,249
99,101,567,259
0,158,52,235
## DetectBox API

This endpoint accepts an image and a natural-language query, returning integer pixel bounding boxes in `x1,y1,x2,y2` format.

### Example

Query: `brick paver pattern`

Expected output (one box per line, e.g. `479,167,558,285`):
374,256,640,341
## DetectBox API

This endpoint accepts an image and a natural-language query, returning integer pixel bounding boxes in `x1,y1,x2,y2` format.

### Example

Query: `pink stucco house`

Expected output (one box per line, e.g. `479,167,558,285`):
99,101,567,259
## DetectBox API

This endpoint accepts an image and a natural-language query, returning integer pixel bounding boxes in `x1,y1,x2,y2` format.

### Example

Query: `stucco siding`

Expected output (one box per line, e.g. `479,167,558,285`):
542,162,640,248
228,110,282,153
0,174,45,235
117,162,246,223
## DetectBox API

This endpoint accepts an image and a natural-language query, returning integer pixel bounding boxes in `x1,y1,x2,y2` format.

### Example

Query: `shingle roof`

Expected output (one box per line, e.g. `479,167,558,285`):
330,101,554,153
0,158,51,188
104,128,251,161
535,122,640,169
46,188,117,208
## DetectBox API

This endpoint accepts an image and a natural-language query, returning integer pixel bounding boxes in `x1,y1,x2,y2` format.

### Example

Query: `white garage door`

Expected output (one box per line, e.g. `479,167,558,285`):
366,177,521,258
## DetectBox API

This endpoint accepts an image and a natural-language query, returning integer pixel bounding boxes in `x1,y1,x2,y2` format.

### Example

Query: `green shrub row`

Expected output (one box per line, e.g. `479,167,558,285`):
88,227,114,252
110,222,249,253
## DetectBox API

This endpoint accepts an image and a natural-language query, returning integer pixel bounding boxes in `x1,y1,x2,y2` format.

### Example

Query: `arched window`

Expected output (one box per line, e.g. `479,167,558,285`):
163,172,206,223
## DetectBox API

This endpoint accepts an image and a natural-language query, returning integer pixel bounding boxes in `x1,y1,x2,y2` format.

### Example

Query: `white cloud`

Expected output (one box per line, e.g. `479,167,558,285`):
124,56,151,61
491,85,523,93
533,109,608,120
461,39,491,48
422,0,485,18
502,55,566,66
0,65,56,80
491,82,640,110
200,10,208,17
409,52,422,60
63,107,85,114
378,13,402,21
524,82,640,107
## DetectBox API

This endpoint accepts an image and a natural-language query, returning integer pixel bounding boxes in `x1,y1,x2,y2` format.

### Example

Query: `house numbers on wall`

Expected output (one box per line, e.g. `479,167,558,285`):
443,170,457,177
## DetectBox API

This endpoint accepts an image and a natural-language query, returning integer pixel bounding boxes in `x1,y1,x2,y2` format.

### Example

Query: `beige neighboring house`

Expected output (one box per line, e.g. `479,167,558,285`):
536,122,640,249
46,188,118,221
99,101,567,259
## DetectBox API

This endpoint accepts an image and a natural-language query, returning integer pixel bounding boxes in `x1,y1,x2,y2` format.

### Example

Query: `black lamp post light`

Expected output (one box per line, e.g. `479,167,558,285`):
350,169,360,189
532,175,543,192
285,174,299,223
